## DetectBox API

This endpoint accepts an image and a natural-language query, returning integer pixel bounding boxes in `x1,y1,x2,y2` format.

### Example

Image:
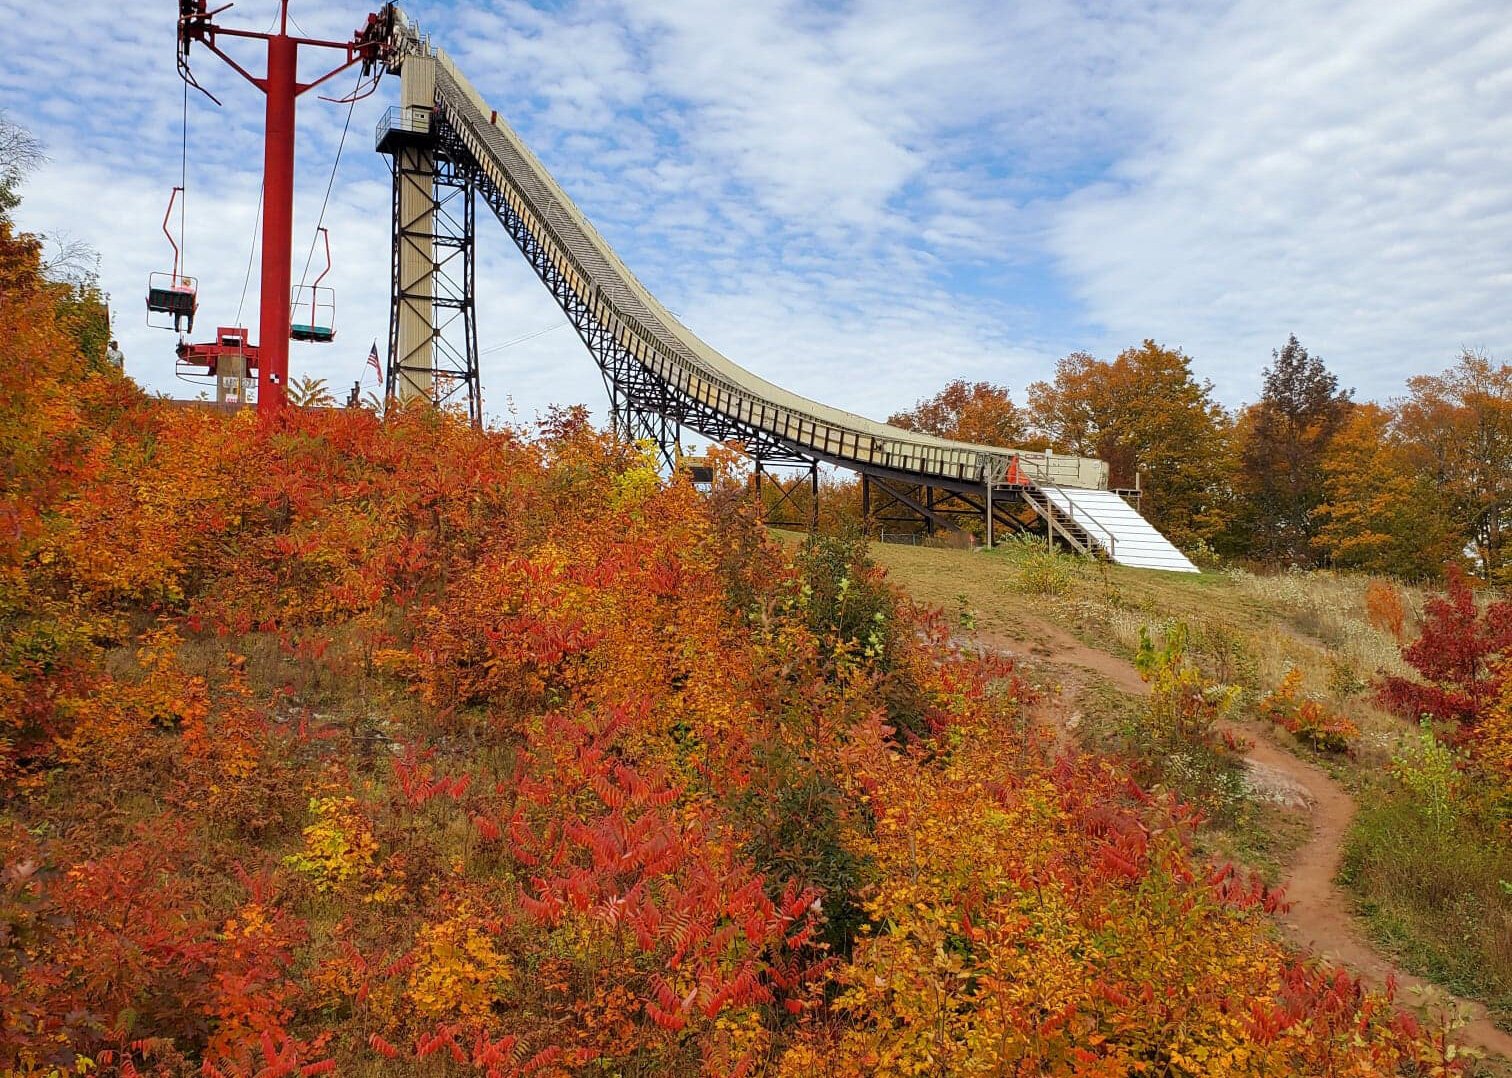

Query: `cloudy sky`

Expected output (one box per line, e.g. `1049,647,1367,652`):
4,0,1510,427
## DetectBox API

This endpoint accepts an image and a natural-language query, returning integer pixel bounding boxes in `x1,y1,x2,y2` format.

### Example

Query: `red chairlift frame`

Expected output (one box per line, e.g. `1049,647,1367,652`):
290,226,336,343
146,186,199,333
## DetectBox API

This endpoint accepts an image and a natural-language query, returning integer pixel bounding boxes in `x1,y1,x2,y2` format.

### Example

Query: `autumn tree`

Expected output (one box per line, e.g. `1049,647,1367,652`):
1230,335,1352,565
887,379,1029,448
1397,350,1512,581
1314,402,1459,577
1027,342,1233,549
0,114,44,294
1377,566,1512,731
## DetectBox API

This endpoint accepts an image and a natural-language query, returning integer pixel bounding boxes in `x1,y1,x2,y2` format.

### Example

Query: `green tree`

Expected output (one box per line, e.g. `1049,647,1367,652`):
1230,335,1352,565
1027,342,1233,549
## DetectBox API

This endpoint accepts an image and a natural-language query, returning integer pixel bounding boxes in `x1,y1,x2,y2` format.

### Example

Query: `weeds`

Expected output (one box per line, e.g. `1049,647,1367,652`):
993,535,1084,597
1125,624,1247,818
1342,778,1512,1025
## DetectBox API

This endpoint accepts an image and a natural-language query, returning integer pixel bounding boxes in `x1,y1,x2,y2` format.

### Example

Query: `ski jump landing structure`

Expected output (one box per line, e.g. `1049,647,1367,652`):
375,6,1197,573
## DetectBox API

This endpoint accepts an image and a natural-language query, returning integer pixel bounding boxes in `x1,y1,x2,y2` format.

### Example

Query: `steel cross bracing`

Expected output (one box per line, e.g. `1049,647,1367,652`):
754,461,820,531
384,133,483,426
421,107,1061,541
433,115,821,474
862,475,1035,538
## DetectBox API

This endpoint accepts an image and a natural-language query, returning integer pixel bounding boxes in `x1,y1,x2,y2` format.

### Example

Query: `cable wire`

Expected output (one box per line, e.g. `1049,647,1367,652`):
235,183,264,327
296,67,362,292
480,322,568,356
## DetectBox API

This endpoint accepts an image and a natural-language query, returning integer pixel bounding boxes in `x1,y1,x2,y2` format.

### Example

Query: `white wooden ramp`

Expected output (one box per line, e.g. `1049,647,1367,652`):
1036,487,1200,573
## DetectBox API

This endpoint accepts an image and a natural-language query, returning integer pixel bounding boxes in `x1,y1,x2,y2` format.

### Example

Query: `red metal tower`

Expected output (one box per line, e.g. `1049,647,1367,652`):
177,1,388,413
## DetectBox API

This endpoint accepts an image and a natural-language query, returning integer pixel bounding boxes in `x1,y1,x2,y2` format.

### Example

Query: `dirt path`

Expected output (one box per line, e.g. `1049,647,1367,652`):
970,620,1512,1064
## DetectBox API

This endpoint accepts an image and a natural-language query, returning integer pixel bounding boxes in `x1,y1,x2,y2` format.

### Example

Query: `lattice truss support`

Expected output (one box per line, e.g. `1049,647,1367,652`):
386,140,482,426
754,460,820,531
433,118,811,473
861,475,1039,543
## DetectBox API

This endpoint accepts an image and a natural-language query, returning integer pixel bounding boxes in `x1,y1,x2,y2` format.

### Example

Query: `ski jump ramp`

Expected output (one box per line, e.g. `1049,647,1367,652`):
376,7,1198,573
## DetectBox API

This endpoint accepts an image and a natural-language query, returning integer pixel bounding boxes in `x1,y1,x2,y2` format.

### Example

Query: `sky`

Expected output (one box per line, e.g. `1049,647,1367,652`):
4,0,1510,429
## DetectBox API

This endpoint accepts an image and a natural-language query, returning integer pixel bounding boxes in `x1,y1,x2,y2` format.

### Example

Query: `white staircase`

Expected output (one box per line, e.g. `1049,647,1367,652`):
1027,486,1199,573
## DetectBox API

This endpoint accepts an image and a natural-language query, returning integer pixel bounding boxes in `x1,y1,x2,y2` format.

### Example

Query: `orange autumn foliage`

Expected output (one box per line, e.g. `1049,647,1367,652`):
0,217,1471,1077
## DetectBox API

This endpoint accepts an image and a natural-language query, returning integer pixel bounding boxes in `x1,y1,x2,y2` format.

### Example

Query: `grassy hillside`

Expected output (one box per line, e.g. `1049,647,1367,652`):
0,218,1494,1074
869,537,1512,1036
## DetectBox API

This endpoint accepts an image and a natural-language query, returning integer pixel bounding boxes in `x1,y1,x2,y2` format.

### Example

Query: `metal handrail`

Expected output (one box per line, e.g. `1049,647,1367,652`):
375,104,431,144
1022,473,1117,561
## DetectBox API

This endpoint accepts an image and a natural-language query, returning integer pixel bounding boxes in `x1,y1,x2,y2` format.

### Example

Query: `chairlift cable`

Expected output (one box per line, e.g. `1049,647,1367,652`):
480,322,568,356
297,66,362,292
236,184,264,327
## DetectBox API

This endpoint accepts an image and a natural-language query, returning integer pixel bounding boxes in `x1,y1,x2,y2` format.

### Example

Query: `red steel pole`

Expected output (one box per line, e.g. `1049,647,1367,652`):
257,6,297,413
178,2,387,413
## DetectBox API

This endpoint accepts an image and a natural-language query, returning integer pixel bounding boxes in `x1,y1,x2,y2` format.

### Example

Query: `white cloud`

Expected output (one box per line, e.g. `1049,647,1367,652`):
7,0,1512,431
1049,0,1512,401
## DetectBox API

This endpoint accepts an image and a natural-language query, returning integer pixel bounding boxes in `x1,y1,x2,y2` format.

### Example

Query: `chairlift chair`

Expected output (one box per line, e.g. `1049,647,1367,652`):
146,187,198,333
290,227,336,343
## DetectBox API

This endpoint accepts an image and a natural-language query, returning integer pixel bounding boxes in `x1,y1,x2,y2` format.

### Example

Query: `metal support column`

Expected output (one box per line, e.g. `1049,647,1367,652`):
810,461,819,532
380,72,481,426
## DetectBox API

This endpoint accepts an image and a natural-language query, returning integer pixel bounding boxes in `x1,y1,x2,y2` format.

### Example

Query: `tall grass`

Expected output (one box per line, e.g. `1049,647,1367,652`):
1226,568,1417,681
1340,783,1512,1026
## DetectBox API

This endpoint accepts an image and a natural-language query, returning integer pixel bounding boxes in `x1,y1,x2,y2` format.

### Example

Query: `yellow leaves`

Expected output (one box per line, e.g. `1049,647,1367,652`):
283,796,380,895
609,446,661,513
406,904,514,1023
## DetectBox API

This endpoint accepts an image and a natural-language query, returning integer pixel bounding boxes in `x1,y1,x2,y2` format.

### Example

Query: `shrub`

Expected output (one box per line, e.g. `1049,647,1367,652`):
1258,669,1359,753
1377,566,1512,732
1125,624,1249,817
1390,721,1466,835
995,534,1079,596
1364,579,1408,642
1133,623,1239,750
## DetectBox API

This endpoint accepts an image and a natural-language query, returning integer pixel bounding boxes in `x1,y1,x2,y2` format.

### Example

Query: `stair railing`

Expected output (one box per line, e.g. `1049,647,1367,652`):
1013,470,1117,561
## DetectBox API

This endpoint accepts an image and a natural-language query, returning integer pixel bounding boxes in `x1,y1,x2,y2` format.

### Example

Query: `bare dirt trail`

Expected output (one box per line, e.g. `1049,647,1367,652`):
970,619,1512,1064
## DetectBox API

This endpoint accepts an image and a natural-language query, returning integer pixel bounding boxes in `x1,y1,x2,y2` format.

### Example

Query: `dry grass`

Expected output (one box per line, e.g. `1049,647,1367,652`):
869,541,1421,762
867,537,1512,1028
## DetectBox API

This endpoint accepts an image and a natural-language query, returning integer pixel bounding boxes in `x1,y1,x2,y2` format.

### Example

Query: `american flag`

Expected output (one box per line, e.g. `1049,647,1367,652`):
366,341,382,382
